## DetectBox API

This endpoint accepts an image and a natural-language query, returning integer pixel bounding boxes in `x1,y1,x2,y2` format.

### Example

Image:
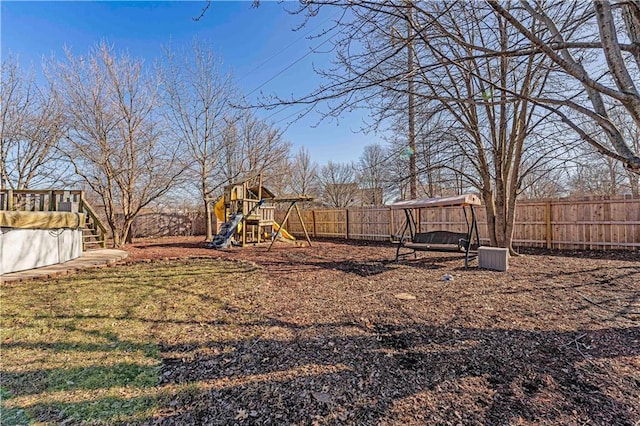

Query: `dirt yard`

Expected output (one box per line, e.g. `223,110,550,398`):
123,236,639,425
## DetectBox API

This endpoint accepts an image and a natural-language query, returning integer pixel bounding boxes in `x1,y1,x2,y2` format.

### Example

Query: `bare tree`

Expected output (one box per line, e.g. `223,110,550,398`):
565,106,640,197
566,145,634,197
288,146,319,196
217,109,291,192
519,167,567,199
413,3,561,250
566,153,626,196
49,42,185,247
611,105,640,195
264,155,293,197
388,107,469,198
161,40,234,241
356,144,388,205
487,0,640,173
275,2,560,250
1,56,66,190
318,161,358,207
237,109,291,190
261,1,604,250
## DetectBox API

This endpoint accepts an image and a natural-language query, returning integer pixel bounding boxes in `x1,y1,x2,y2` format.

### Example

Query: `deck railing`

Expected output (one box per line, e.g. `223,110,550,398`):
0,189,107,248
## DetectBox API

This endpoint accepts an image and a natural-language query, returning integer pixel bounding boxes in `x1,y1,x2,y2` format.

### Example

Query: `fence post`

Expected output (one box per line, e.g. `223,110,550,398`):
345,209,350,239
311,210,317,238
545,201,552,249
7,189,13,210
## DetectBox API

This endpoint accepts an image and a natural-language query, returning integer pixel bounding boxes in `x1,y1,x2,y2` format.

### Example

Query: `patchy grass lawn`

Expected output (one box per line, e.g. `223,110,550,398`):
1,259,266,425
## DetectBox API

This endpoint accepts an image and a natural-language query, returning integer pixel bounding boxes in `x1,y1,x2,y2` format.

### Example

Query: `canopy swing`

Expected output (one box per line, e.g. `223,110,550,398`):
390,194,482,269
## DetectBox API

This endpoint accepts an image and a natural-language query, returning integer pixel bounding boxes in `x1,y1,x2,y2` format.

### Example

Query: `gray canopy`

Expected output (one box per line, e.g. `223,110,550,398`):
390,194,481,210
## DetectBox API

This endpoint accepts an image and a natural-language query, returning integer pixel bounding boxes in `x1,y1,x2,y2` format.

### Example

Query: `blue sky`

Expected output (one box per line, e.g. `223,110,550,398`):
1,1,380,165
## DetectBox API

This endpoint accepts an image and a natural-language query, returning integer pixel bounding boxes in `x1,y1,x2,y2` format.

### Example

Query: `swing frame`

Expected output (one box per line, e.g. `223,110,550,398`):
391,194,482,269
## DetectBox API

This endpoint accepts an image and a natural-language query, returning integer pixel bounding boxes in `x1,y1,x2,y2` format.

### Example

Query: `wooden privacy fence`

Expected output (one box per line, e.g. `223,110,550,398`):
131,210,205,238
275,196,640,250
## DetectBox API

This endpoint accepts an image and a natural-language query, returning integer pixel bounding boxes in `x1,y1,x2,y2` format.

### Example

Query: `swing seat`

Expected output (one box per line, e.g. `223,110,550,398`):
403,231,470,252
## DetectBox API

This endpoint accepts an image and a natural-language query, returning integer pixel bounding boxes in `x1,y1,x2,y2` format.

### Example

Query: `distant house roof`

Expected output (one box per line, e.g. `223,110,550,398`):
390,194,482,210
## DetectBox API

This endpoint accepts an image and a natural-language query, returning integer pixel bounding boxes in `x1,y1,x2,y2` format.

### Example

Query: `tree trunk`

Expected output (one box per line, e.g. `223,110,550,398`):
105,213,134,248
118,217,135,248
482,189,499,247
628,170,640,197
125,222,134,244
504,190,518,255
482,180,518,252
111,228,122,248
204,199,213,242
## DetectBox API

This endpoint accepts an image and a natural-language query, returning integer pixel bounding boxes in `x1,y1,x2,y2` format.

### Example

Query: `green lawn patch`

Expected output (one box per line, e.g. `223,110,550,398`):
0,259,265,425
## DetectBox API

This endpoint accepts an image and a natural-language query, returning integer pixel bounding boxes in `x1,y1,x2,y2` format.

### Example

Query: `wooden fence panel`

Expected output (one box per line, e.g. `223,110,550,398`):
390,208,405,238
514,202,547,248
274,208,314,237
132,211,205,237
348,207,390,241
472,206,489,245
277,209,346,238
320,209,347,238
122,196,638,248
419,206,469,234
297,209,315,237
274,196,639,251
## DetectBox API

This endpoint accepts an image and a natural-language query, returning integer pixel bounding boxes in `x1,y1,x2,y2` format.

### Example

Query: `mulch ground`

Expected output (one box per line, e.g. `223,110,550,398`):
123,236,639,425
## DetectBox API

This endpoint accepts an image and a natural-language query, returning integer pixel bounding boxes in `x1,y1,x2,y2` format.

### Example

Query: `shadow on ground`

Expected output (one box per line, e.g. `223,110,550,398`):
146,320,639,425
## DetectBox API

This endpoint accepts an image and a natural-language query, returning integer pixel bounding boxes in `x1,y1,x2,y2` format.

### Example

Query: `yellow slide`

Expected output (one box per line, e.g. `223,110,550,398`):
214,197,225,222
214,196,242,233
273,221,295,241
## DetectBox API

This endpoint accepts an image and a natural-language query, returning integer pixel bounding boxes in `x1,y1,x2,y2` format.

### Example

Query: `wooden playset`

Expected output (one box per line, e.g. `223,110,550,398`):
210,174,313,249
